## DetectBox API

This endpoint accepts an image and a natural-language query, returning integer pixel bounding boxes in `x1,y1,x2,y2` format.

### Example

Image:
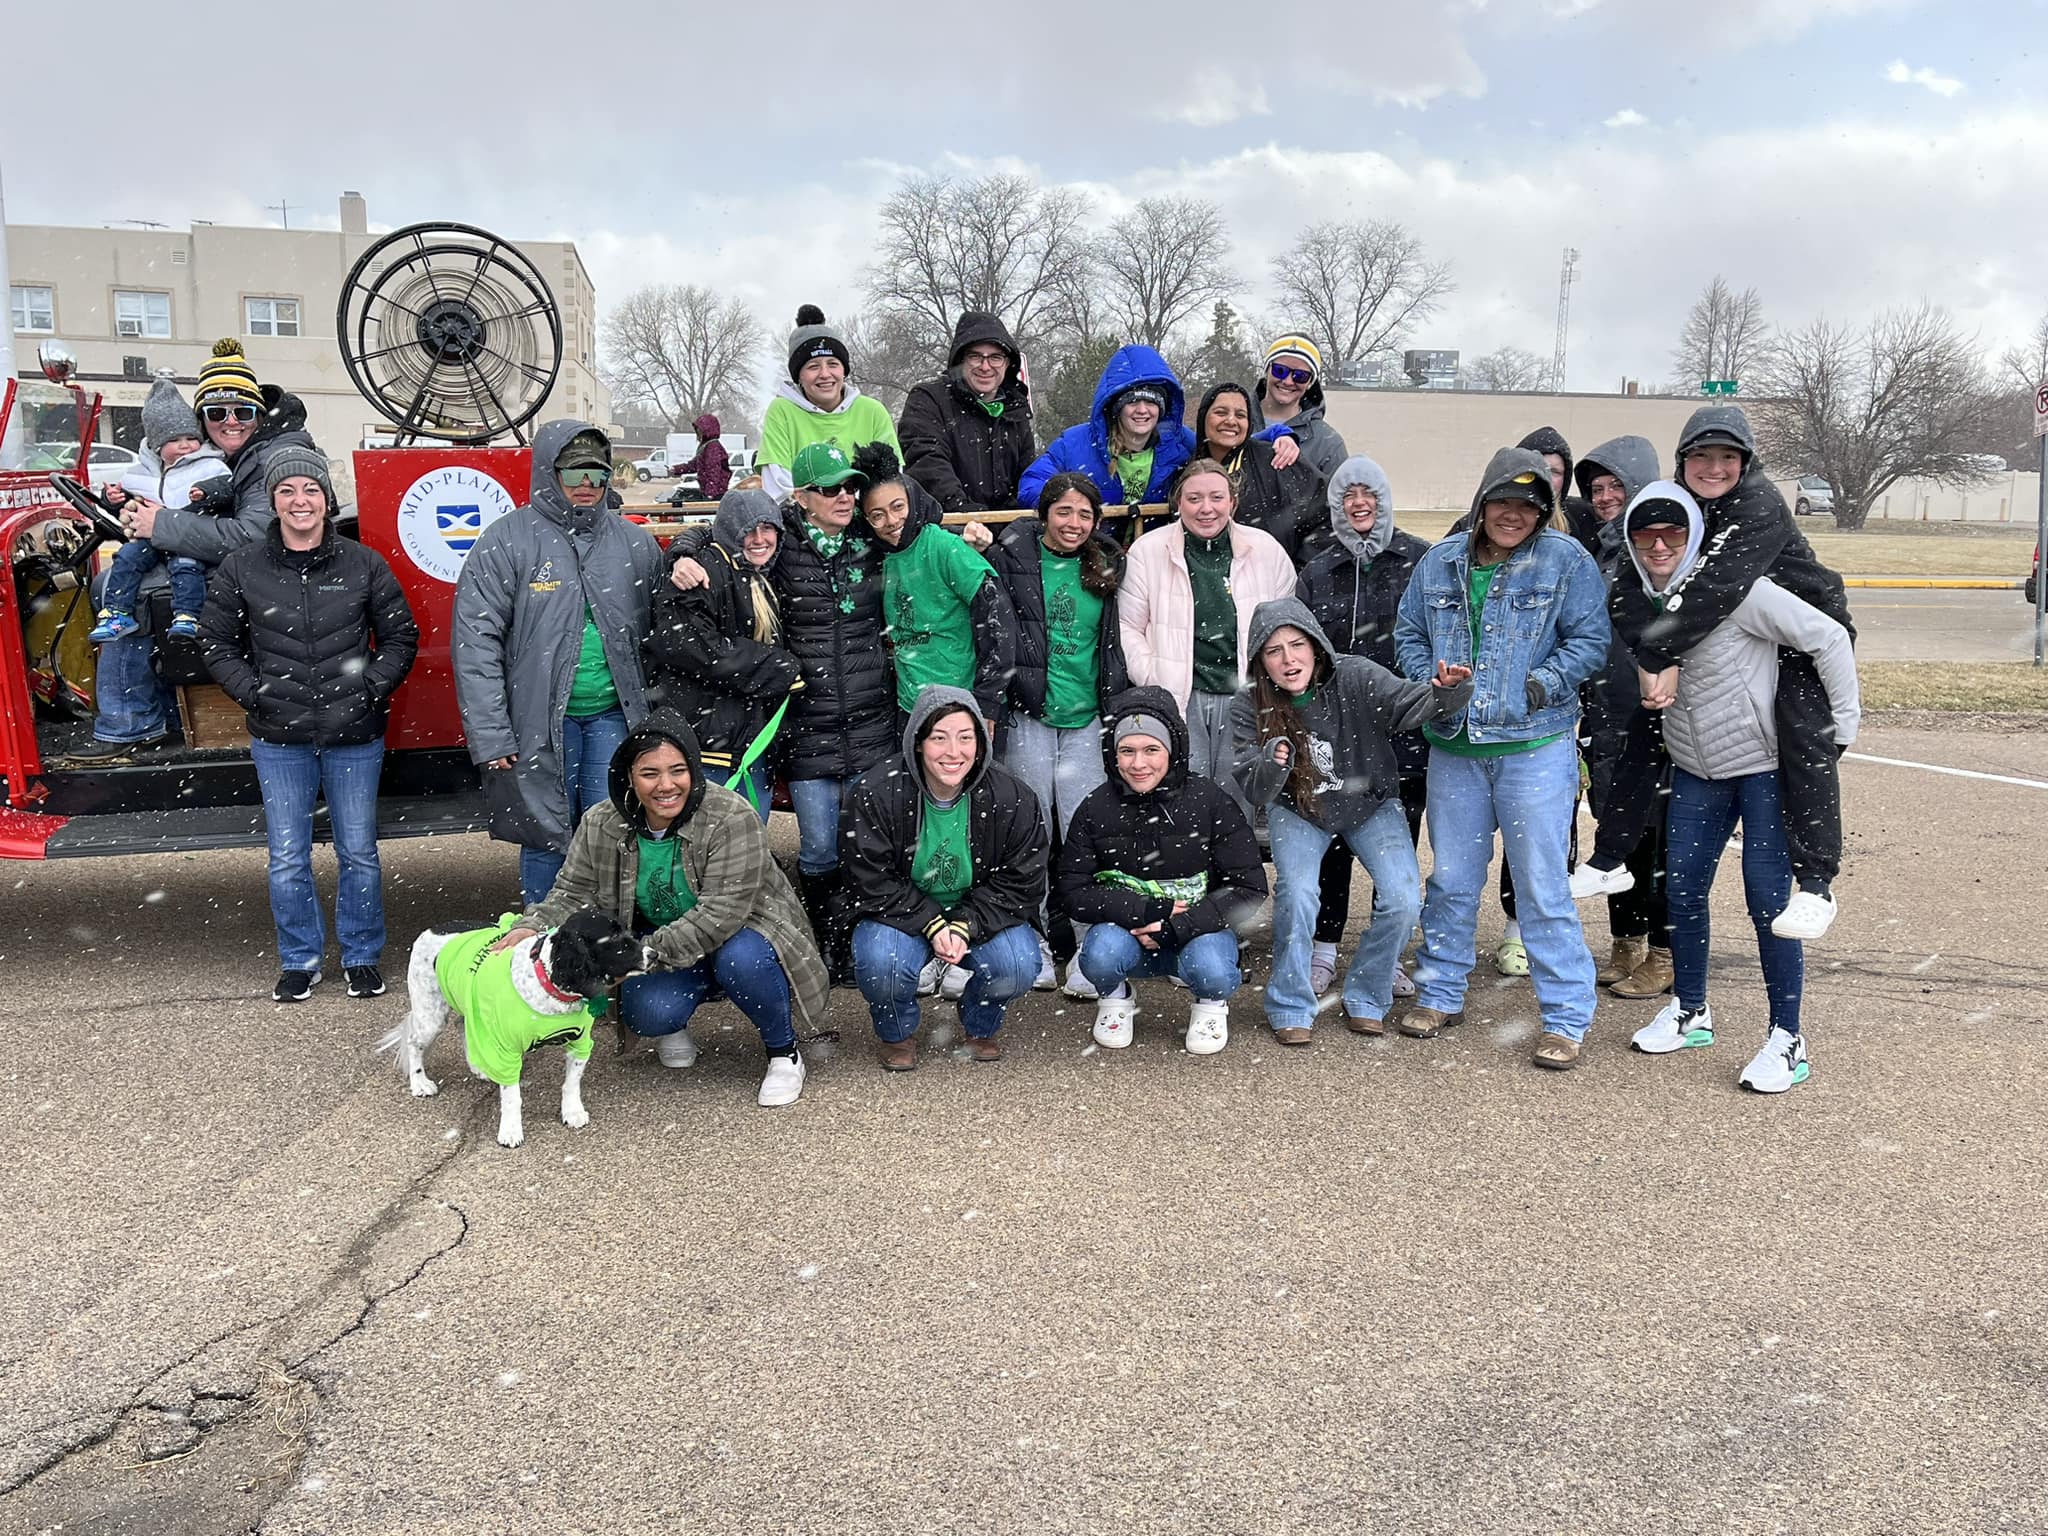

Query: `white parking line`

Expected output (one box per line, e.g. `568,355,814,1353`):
1844,752,2048,790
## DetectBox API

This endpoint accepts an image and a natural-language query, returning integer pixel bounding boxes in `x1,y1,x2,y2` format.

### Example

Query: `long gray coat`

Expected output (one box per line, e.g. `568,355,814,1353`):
453,419,665,852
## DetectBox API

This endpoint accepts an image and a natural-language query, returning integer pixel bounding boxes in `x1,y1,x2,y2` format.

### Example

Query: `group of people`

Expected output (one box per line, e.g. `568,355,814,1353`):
79,312,1861,1111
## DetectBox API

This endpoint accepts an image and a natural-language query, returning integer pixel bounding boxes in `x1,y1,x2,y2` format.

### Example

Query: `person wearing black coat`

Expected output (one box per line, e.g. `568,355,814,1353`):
1291,454,1432,999
1059,686,1266,1055
841,686,1048,1070
897,311,1037,514
197,446,418,1005
643,486,804,820
987,471,1132,995
1193,381,1324,564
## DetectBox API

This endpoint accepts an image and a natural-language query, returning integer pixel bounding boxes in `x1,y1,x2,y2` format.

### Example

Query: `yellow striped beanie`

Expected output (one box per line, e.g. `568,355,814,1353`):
1263,334,1324,384
195,338,264,409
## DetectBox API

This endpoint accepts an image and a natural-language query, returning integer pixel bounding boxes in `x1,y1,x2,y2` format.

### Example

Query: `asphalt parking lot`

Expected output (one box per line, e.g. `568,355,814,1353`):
1,718,2043,1534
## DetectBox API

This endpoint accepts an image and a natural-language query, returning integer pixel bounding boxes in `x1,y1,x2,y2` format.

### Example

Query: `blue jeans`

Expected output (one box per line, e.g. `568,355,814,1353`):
90,629,175,743
1666,767,1803,1035
249,737,387,971
786,775,851,876
1268,799,1421,1031
520,708,630,904
103,542,206,618
618,926,796,1053
1078,924,1240,1001
853,920,1040,1041
1415,738,1596,1040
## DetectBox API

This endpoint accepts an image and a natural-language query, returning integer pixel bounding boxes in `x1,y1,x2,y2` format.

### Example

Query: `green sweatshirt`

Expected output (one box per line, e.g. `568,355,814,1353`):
1425,561,1562,760
885,526,995,710
433,914,596,1088
564,607,620,717
759,392,901,485
912,794,974,911
1040,545,1103,728
1186,532,1239,696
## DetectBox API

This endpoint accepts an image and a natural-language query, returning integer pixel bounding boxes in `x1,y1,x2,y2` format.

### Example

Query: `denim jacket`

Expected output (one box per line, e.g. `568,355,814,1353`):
1394,527,1611,745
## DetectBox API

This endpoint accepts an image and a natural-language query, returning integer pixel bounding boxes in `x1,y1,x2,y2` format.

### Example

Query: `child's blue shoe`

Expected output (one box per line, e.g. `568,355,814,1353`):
167,614,200,639
89,611,141,644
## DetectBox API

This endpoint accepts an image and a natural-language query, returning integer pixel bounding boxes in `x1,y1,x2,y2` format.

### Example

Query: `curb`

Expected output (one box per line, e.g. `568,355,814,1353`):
1842,578,2023,590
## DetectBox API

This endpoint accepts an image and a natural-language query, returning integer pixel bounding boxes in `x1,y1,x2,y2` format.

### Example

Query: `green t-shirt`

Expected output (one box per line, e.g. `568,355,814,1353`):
1425,560,1563,759
1040,544,1103,729
564,607,620,718
1186,531,1239,696
433,914,596,1088
885,526,996,711
912,794,974,911
635,830,696,927
1112,447,1155,503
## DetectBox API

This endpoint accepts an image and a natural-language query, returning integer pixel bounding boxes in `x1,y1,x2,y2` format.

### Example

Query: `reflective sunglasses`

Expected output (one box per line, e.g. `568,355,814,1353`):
557,467,610,488
1630,526,1688,549
202,404,259,424
1268,362,1313,385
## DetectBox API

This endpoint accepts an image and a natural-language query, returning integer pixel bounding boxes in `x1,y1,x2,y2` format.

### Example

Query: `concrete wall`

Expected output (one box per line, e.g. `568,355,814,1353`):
1315,390,1701,512
1861,472,2044,524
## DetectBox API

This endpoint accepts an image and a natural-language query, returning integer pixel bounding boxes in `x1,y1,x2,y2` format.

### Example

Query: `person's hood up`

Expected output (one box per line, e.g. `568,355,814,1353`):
773,375,870,419
1623,480,1708,599
692,412,721,441
1325,455,1396,563
710,486,784,560
1090,345,1186,442
948,311,1020,369
1676,403,1757,467
608,708,709,832
1516,426,1574,500
1574,435,1660,504
1244,596,1338,685
899,685,993,797
1192,380,1257,460
528,419,614,527
1465,446,1559,543
1097,685,1191,798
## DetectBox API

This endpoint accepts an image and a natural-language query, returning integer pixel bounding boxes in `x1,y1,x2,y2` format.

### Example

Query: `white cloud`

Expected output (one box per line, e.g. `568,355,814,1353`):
1604,109,1648,128
1885,60,1964,97
1152,69,1271,128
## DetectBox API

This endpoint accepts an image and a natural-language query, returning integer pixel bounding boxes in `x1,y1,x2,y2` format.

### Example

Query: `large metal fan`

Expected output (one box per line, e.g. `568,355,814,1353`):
337,222,563,445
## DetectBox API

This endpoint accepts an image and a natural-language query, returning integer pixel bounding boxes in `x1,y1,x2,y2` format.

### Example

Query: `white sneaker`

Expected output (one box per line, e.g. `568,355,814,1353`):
1569,862,1636,899
939,963,973,1001
1309,941,1338,996
1032,934,1058,990
758,1050,805,1107
1390,964,1415,998
916,955,946,997
656,1029,699,1069
1185,999,1229,1055
1739,1027,1810,1093
1061,959,1099,1001
1630,998,1715,1055
1092,987,1137,1049
1770,890,1837,941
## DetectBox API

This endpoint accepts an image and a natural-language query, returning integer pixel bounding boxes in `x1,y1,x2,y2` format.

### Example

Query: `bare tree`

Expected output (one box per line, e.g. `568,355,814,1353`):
834,309,927,418
1094,196,1238,353
1672,276,1769,389
600,284,765,432
1268,220,1453,375
1755,302,1994,529
1985,310,2048,464
865,173,1096,376
1464,345,1554,393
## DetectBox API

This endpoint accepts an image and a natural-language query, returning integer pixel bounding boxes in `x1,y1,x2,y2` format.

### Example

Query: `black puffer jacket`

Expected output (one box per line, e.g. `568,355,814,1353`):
841,687,1047,943
1194,382,1325,564
1057,687,1266,950
773,501,896,780
1572,435,1662,763
198,518,418,746
987,515,1131,723
897,312,1037,514
644,488,803,773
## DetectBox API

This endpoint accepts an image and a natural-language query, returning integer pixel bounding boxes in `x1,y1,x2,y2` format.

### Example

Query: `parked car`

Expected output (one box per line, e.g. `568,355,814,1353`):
26,440,137,491
1792,475,1834,517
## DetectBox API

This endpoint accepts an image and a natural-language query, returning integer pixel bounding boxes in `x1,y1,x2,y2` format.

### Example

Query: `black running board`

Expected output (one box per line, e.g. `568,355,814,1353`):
38,794,490,858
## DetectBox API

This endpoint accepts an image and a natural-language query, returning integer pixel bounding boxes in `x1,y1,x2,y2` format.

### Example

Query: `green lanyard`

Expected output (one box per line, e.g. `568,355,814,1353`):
726,696,792,812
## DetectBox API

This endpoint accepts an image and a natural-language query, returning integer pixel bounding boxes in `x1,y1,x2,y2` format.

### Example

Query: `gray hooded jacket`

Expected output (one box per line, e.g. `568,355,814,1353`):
453,419,666,852
1251,386,1349,485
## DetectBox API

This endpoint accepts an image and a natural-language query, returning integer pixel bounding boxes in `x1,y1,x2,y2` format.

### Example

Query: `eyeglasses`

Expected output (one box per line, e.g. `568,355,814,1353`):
558,467,610,489
962,348,1008,367
202,404,259,424
1630,527,1687,549
1268,363,1312,385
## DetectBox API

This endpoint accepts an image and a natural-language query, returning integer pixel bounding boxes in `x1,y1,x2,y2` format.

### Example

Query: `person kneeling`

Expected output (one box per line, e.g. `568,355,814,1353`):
1058,688,1267,1054
508,711,829,1108
842,687,1048,1070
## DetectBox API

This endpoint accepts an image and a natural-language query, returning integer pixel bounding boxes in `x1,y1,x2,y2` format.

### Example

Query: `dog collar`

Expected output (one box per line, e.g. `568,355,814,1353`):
529,938,583,1005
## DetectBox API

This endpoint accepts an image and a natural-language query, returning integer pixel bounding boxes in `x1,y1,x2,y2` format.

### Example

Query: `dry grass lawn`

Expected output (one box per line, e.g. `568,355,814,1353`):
1857,661,2048,712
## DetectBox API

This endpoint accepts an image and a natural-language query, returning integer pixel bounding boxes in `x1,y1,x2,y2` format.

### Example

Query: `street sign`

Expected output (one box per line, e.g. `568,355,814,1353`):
2032,380,2048,438
1701,379,1739,396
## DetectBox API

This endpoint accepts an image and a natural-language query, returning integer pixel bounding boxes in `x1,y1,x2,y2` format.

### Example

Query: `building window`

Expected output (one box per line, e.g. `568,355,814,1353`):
245,297,301,337
11,284,54,333
114,289,172,338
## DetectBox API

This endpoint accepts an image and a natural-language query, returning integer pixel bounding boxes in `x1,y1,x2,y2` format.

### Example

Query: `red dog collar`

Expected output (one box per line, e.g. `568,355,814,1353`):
529,937,582,1005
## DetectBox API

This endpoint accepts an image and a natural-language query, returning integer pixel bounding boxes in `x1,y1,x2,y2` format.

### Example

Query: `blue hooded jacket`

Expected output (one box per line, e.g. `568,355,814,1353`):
1016,345,1197,508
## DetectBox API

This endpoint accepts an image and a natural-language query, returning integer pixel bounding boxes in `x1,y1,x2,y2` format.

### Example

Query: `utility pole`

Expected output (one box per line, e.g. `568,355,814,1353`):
1552,247,1578,394
268,199,292,230
0,163,20,469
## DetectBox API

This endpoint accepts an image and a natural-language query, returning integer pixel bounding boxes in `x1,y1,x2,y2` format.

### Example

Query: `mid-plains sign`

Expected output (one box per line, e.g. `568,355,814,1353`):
395,465,518,583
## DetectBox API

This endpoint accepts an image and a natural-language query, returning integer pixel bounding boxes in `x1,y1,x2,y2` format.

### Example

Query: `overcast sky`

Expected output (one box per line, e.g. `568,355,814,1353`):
5,0,2043,391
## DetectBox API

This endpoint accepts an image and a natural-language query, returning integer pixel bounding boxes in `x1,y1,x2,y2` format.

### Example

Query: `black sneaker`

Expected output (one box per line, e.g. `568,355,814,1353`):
63,734,166,764
345,965,386,998
272,968,322,1002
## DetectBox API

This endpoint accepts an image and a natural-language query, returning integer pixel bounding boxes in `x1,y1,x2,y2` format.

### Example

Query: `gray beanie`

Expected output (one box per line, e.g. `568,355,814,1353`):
141,373,202,451
1114,714,1173,751
787,304,851,381
263,444,335,507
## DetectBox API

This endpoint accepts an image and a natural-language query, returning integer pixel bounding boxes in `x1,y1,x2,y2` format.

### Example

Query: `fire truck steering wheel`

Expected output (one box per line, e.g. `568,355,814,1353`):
45,474,132,551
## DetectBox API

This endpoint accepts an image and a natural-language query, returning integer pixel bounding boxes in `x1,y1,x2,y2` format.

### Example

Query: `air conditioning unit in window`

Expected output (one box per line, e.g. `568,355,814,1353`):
123,356,150,380
117,321,142,338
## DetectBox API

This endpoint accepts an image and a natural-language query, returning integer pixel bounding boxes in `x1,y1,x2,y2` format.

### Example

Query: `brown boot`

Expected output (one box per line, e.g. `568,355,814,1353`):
1273,1026,1315,1046
1396,1005,1464,1039
879,1037,918,1072
1608,946,1675,998
1345,1013,1385,1036
1532,1032,1582,1070
1597,935,1649,987
968,1034,1002,1063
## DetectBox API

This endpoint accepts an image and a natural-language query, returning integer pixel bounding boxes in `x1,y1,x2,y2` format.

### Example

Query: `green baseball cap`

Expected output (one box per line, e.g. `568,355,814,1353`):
791,440,868,491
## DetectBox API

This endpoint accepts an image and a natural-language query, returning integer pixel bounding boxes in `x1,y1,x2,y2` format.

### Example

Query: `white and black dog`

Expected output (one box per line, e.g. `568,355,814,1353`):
376,909,651,1148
